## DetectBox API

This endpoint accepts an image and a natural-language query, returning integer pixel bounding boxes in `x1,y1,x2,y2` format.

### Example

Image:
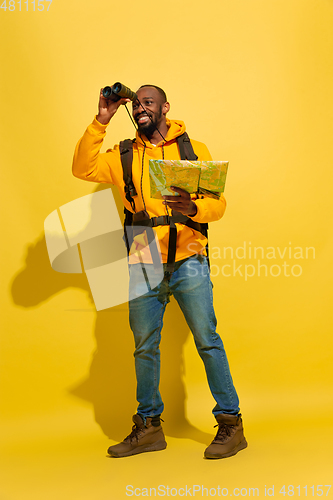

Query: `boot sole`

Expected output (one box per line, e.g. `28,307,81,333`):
204,438,248,459
108,440,167,458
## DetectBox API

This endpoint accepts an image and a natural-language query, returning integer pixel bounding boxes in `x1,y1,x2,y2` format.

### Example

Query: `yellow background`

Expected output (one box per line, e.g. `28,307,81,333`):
1,0,333,498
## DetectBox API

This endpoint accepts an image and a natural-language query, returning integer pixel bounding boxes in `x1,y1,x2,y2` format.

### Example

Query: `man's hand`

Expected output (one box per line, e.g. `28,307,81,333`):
163,187,197,216
96,89,131,125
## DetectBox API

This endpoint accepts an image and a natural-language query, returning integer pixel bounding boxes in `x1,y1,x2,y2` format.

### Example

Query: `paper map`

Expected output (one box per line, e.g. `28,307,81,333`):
149,160,229,200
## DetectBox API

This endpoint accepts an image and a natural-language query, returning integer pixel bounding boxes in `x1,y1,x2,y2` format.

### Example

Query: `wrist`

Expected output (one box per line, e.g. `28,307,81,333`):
187,201,197,217
96,114,111,125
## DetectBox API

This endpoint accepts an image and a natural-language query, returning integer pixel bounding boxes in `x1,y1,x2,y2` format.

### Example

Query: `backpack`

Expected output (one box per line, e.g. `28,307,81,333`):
120,132,209,276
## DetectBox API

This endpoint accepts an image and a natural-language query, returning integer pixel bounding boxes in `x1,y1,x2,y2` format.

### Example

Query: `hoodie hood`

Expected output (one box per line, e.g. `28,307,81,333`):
135,118,186,149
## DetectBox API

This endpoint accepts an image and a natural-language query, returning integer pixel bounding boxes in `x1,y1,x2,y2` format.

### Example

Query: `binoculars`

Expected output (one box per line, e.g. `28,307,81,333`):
102,82,137,102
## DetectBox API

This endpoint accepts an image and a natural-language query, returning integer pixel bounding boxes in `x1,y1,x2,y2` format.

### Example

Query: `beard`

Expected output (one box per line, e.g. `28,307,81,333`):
136,106,162,138
137,119,156,137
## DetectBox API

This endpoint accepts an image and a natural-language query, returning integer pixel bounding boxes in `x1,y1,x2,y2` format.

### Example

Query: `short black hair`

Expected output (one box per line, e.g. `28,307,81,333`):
138,85,167,103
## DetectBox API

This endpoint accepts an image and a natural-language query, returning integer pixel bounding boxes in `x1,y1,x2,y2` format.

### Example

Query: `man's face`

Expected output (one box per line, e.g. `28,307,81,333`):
132,87,165,137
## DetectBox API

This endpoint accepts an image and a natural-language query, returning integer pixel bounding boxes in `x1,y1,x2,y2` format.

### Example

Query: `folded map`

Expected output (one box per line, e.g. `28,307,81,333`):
149,160,229,200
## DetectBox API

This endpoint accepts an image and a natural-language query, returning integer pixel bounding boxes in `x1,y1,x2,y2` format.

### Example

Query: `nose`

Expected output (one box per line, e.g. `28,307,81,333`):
134,101,145,114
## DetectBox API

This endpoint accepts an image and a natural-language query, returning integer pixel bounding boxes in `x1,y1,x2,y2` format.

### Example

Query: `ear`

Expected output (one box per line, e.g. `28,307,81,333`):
162,101,170,116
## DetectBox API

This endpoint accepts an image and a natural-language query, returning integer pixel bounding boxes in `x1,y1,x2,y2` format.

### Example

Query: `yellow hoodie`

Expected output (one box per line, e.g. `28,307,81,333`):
72,117,226,263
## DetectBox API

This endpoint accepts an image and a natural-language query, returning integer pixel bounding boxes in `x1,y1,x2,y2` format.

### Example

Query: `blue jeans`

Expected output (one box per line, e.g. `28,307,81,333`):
128,254,240,419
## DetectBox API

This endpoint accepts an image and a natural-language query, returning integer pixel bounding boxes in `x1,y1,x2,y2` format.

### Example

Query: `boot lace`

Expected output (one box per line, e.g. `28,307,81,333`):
124,423,145,443
124,417,164,443
213,422,235,443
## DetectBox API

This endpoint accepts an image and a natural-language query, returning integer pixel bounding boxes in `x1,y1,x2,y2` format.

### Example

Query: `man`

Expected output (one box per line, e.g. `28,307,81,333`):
72,84,247,459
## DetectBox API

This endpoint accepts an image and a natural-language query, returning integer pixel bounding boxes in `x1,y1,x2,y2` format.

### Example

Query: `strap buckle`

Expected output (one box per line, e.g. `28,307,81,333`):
151,215,169,227
124,183,137,198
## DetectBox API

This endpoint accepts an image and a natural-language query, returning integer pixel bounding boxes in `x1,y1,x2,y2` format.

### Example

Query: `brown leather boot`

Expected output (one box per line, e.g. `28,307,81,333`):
107,414,167,458
204,413,248,459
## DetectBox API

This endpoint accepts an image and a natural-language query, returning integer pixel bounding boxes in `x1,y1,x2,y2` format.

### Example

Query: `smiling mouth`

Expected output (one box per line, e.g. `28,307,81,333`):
137,114,151,125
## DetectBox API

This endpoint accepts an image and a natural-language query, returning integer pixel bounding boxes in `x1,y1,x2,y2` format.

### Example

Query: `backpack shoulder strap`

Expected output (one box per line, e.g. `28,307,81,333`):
176,132,198,161
119,139,137,210
176,133,210,270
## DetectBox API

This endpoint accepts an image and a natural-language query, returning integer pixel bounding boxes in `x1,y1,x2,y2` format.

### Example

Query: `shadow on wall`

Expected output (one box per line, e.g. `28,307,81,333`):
10,184,213,445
